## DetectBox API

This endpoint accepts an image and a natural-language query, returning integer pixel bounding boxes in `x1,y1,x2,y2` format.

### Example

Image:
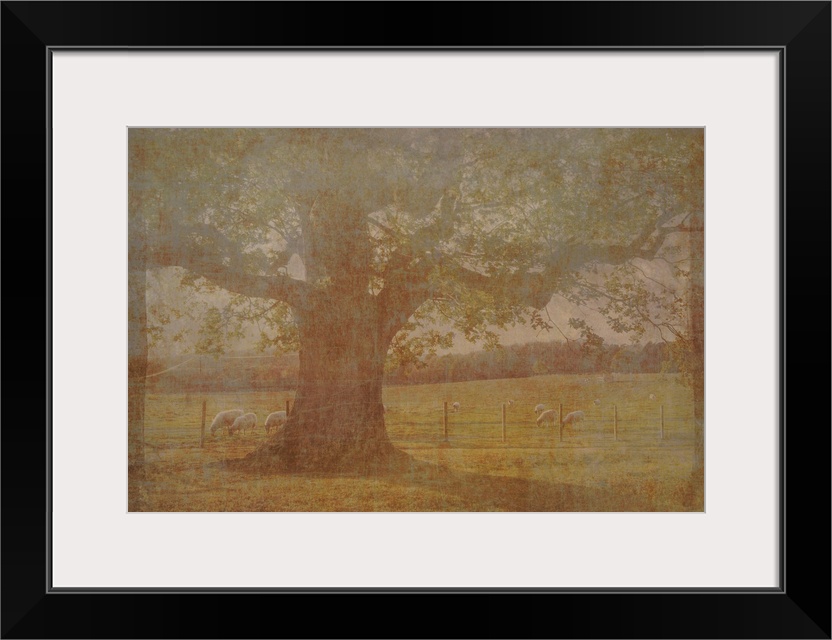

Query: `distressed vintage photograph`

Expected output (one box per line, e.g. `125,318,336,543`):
128,128,704,512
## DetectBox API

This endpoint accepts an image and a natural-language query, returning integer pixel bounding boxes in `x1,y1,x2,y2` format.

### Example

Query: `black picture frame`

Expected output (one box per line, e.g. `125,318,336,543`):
2,2,829,638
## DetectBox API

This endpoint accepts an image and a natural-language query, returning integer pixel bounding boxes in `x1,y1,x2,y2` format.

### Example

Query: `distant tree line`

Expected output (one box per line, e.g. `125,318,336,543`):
145,340,676,394
385,340,675,386
145,352,300,394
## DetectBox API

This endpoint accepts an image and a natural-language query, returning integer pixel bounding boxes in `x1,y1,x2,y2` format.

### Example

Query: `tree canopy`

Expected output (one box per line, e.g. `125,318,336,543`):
130,128,703,365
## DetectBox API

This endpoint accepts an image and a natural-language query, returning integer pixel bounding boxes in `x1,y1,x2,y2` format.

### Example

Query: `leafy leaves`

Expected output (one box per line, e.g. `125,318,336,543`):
131,128,703,375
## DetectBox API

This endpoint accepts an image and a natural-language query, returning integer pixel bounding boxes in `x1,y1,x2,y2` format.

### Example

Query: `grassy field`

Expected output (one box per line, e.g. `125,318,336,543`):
132,373,702,512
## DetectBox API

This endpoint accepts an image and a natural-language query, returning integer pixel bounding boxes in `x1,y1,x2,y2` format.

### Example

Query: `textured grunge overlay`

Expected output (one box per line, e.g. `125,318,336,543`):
128,129,704,512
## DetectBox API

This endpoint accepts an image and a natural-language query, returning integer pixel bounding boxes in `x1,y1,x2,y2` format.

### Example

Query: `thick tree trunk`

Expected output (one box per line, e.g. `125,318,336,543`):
246,290,409,474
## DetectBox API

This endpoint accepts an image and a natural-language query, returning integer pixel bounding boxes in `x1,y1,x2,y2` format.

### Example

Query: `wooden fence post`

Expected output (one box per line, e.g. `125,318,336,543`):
558,402,563,442
286,398,291,416
502,403,507,443
443,401,449,441
613,404,618,441
199,399,207,447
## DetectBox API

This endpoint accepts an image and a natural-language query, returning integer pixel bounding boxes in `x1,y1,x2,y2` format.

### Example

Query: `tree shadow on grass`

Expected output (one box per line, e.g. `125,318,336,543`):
219,455,700,512
389,466,659,512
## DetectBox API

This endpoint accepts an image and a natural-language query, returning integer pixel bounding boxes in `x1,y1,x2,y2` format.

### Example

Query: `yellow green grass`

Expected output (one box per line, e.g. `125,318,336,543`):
132,373,702,512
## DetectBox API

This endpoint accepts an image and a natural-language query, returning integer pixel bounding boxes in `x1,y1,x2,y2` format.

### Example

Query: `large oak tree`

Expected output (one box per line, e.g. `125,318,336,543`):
129,128,703,475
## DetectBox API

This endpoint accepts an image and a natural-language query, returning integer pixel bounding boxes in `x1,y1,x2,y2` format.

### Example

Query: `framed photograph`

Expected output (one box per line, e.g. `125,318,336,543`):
3,2,828,638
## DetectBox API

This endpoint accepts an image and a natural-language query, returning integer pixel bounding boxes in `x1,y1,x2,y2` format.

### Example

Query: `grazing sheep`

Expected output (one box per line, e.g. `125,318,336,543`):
452,402,461,412
506,399,514,406
264,410,288,434
209,409,244,436
594,399,601,406
534,403,547,416
229,412,257,435
649,393,656,401
562,410,586,428
536,409,558,428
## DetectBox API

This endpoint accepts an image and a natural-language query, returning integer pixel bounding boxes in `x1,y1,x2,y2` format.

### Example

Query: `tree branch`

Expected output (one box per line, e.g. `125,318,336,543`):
565,212,691,269
147,229,309,309
378,192,701,342
376,258,435,343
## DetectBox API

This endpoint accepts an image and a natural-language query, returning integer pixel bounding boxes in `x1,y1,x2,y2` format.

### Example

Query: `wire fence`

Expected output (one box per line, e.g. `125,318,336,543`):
383,400,696,449
143,395,699,456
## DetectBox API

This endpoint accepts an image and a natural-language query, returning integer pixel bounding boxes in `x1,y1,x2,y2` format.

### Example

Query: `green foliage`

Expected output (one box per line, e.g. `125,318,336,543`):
130,128,703,380
386,324,455,375
194,308,229,357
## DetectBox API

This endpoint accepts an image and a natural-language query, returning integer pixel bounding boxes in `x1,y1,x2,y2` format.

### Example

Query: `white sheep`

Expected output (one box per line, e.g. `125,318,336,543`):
536,409,558,428
209,409,244,436
649,393,656,401
229,412,257,435
264,410,288,434
562,410,586,428
452,402,461,412
534,403,547,416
